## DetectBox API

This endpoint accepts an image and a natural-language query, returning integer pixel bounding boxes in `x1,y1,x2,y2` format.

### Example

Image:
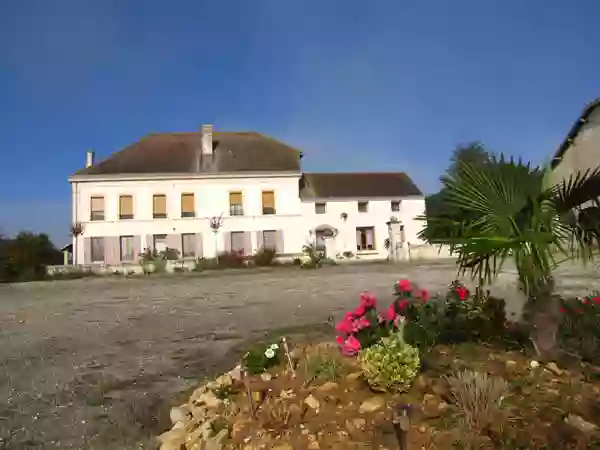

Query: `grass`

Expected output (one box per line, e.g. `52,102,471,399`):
304,352,345,383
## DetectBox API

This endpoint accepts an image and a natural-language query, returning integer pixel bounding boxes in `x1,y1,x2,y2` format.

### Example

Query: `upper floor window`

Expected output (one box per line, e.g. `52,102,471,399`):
181,193,195,218
153,194,167,218
315,202,326,214
119,195,134,220
391,200,400,212
358,201,368,213
229,192,243,216
90,196,105,221
262,191,276,215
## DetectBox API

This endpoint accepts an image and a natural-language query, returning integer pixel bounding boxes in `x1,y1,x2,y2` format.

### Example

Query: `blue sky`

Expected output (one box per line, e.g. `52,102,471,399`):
1,0,598,245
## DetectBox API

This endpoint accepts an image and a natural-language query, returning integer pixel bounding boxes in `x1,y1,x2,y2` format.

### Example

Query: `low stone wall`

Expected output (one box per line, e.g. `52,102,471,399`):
408,244,457,260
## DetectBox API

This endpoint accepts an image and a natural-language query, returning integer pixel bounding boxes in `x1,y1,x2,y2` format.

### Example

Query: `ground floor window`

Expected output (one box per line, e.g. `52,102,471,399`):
356,227,375,251
153,234,167,252
120,236,134,261
91,237,105,262
230,231,245,253
262,230,276,249
181,233,196,258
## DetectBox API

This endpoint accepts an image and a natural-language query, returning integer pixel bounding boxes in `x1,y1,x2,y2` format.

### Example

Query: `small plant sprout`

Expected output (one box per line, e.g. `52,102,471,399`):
281,336,296,378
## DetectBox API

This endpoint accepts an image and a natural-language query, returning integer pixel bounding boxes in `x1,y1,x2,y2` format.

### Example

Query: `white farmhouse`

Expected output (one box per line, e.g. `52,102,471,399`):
69,125,428,267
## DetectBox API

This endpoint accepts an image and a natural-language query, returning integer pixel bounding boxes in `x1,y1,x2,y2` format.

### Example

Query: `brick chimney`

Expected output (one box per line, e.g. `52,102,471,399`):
85,150,95,168
201,124,213,156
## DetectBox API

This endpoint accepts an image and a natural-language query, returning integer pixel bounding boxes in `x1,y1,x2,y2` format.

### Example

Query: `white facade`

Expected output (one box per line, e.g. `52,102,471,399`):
70,172,427,266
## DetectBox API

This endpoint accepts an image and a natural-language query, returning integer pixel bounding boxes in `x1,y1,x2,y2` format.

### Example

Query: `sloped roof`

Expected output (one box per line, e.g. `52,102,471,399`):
552,97,600,169
73,132,302,176
300,172,422,199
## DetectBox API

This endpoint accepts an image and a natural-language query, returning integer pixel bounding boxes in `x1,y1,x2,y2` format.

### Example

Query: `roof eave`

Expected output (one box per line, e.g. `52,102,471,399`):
69,170,302,183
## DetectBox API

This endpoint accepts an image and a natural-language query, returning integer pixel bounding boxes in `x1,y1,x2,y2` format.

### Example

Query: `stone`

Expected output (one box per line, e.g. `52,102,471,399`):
260,373,273,382
229,365,244,381
204,428,229,450
280,389,296,399
307,439,320,449
272,445,293,450
304,394,320,410
195,391,223,409
346,372,362,383
170,405,191,425
415,375,428,390
359,396,385,413
565,414,598,433
529,360,540,369
505,360,517,368
418,424,427,433
157,427,186,450
215,374,234,387
546,362,563,376
346,418,366,431
316,382,339,392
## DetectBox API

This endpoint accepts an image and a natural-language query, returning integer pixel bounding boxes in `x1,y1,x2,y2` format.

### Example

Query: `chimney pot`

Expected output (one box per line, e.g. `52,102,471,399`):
85,150,95,168
201,124,213,156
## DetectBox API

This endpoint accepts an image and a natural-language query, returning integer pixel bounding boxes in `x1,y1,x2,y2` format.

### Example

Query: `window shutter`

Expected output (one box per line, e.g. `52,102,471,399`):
262,191,275,208
275,230,284,254
84,237,92,265
181,193,195,215
194,233,203,258
256,231,264,249
153,195,166,216
91,197,104,212
229,192,242,205
133,236,141,261
119,196,133,216
244,232,252,255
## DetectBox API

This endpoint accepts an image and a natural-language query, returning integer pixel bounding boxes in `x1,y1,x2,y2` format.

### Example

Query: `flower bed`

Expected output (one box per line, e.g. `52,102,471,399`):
158,280,600,449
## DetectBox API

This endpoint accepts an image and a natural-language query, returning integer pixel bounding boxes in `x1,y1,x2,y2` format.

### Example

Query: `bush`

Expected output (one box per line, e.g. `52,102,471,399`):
253,247,277,266
0,232,63,282
217,250,246,268
559,294,600,363
359,324,420,393
292,257,302,266
301,244,323,269
243,342,281,375
304,353,344,382
193,257,219,272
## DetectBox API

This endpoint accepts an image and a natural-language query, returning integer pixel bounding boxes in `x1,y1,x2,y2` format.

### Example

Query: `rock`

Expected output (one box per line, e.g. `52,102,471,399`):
346,372,362,383
170,405,191,425
304,395,320,410
565,414,598,433
418,424,427,433
190,405,208,421
529,360,540,369
307,438,320,449
505,360,517,368
316,382,339,392
232,419,252,440
272,445,293,450
415,375,428,390
260,373,273,382
280,389,296,399
216,374,234,387
546,362,562,376
195,391,223,409
422,394,448,418
359,396,385,413
229,365,243,381
346,418,366,431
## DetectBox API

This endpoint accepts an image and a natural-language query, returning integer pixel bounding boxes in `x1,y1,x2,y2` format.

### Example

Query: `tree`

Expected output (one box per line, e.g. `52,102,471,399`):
446,141,491,179
419,156,600,359
0,232,62,282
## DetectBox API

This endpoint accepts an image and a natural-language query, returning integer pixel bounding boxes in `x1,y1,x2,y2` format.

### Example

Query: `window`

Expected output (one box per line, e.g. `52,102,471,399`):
358,201,368,213
229,192,243,216
90,237,105,262
315,202,326,214
391,200,400,212
181,193,195,218
90,196,105,221
230,231,245,252
181,233,196,258
356,227,375,251
153,194,167,218
262,230,277,249
262,191,276,215
119,195,134,220
153,234,167,252
120,236,134,261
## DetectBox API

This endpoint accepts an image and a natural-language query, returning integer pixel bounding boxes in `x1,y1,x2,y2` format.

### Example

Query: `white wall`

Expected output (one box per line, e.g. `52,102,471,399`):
71,174,428,264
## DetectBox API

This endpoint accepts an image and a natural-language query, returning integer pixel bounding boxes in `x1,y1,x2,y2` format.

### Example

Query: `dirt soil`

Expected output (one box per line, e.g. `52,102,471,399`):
0,261,598,449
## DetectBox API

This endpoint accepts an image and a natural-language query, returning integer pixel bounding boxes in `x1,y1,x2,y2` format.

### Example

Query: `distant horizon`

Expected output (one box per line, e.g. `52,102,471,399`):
2,0,598,245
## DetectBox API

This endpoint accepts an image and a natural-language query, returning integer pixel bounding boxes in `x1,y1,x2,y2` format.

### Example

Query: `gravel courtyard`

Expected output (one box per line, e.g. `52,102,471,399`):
1,261,599,449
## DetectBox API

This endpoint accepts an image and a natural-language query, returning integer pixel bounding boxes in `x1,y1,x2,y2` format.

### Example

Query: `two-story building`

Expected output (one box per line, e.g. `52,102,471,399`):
69,125,428,266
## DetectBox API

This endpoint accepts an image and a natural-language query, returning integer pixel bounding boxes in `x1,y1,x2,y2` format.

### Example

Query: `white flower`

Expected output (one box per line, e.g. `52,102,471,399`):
264,348,276,359
270,343,279,350
529,360,539,369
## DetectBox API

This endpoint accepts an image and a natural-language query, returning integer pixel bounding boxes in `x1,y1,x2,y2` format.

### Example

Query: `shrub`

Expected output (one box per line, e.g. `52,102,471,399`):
217,250,246,268
292,257,302,266
253,247,277,266
301,244,323,269
559,294,600,363
243,342,281,375
359,322,420,393
447,370,508,433
305,353,344,382
193,257,219,272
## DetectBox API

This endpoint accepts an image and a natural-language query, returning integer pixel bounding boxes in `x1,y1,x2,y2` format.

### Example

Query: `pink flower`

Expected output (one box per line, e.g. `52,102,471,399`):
421,289,430,301
397,300,409,311
397,279,411,292
340,335,361,356
384,304,397,322
393,315,405,328
360,292,377,309
456,287,469,300
593,297,600,305
336,336,344,345
335,317,354,335
356,316,371,330
353,303,366,317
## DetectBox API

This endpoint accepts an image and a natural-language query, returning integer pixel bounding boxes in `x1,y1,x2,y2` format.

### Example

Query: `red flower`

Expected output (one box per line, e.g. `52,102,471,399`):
593,297,600,305
398,300,409,311
353,303,366,317
340,335,361,356
335,336,344,345
360,292,377,309
335,317,354,335
356,316,371,330
421,289,430,301
560,306,566,313
456,287,469,300
584,298,590,305
397,279,412,292
384,304,397,322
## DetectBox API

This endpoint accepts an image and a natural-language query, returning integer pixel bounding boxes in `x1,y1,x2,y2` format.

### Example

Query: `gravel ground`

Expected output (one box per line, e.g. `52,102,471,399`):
0,260,598,449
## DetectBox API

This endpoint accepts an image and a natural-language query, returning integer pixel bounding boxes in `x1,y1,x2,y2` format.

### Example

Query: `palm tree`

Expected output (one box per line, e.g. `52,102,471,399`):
419,156,600,359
